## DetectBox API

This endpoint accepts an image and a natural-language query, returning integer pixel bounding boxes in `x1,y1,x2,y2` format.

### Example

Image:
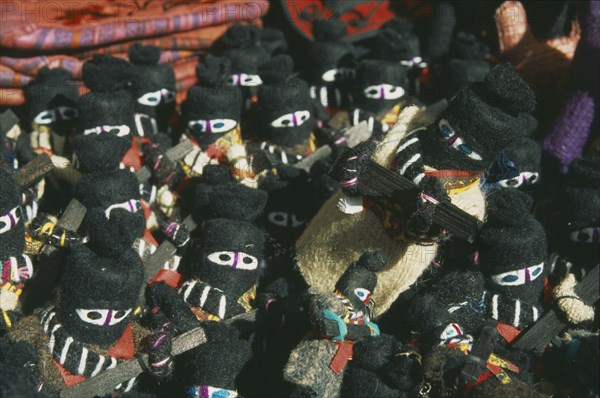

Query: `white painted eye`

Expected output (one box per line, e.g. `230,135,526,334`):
526,262,544,281
188,120,208,134
207,251,258,270
268,211,288,227
76,309,131,326
160,88,176,103
490,269,525,286
321,68,342,82
353,288,371,303
363,84,405,100
440,323,463,341
104,199,141,218
520,171,539,184
290,214,306,228
57,106,78,120
33,110,55,124
83,125,130,137
0,207,20,234
498,176,522,188
570,228,599,243
270,110,310,128
240,74,262,87
209,119,238,133
138,90,162,106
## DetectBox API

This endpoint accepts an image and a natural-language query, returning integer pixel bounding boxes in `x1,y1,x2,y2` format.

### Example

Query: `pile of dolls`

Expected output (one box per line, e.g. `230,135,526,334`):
0,2,598,397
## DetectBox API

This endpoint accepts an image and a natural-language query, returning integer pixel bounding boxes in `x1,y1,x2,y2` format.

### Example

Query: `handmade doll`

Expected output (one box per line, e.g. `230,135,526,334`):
308,19,356,115
128,43,176,140
0,169,34,324
221,24,269,97
1,109,27,172
77,54,140,171
284,250,386,397
439,32,491,100
25,67,79,158
179,55,245,178
350,54,410,135
256,55,318,161
341,334,424,398
295,63,535,318
548,156,600,282
5,240,146,395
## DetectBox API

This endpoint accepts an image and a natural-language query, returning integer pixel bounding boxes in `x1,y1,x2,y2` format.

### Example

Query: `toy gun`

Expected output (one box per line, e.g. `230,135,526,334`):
356,161,482,243
136,140,195,183
513,265,599,354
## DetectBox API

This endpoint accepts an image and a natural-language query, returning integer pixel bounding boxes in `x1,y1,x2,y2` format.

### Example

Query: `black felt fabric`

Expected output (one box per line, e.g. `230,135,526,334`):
221,24,269,75
25,67,79,122
57,244,143,347
309,20,355,84
0,168,25,257
355,60,409,114
74,133,131,173
335,250,388,310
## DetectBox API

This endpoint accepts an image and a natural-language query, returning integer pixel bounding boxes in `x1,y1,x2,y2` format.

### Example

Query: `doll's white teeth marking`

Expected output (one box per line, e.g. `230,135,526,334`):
0,206,20,234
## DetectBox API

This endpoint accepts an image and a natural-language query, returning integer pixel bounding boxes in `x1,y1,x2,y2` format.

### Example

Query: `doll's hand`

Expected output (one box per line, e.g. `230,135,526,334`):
405,176,450,240
30,214,81,247
329,140,375,197
321,308,347,342
145,329,174,379
162,221,190,249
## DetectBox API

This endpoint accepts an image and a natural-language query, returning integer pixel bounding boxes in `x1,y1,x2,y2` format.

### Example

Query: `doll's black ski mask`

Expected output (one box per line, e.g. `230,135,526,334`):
56,244,143,347
414,63,536,173
128,44,176,137
74,169,145,257
77,54,136,168
257,55,316,152
25,67,79,156
182,55,242,149
308,19,355,109
479,189,547,313
193,219,265,302
355,60,409,115
221,24,269,89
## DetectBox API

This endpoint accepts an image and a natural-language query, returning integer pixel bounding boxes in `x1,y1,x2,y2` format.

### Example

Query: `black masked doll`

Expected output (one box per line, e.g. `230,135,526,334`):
5,240,146,395
77,54,140,171
308,19,356,115
128,44,176,139
180,55,245,178
256,55,317,160
284,250,386,397
25,67,79,157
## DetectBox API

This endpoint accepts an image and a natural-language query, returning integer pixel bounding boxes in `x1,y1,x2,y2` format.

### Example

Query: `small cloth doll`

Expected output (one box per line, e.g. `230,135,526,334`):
24,67,79,158
439,32,491,99
0,169,34,319
77,54,141,171
308,19,356,115
296,63,535,318
256,55,318,161
128,43,176,140
350,57,410,135
5,241,146,395
1,109,33,172
180,55,245,178
341,334,425,398
482,137,542,193
548,156,599,282
220,24,269,99
284,250,386,398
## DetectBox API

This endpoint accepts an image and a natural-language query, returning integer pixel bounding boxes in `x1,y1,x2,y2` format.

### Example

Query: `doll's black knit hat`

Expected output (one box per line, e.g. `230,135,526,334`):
222,23,270,76
309,19,355,83
562,156,600,230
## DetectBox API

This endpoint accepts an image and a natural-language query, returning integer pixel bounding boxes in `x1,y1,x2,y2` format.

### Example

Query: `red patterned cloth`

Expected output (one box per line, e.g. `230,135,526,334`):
0,0,269,105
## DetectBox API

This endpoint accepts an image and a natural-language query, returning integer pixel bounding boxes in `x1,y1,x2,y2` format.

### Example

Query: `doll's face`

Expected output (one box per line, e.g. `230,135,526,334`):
188,118,239,135
227,73,262,87
137,88,176,108
320,67,355,84
31,105,79,155
489,262,544,287
270,110,311,130
76,308,132,327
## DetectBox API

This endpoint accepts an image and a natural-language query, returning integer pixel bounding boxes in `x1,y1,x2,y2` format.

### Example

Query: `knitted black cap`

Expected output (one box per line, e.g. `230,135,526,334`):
74,133,131,173
25,67,79,122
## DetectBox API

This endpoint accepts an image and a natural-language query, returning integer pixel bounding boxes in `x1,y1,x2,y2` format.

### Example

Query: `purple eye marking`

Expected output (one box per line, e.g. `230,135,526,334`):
232,251,239,269
104,309,113,326
524,268,531,284
446,134,459,146
380,86,385,99
593,228,599,243
128,200,134,213
292,112,298,127
7,211,15,228
201,385,210,398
